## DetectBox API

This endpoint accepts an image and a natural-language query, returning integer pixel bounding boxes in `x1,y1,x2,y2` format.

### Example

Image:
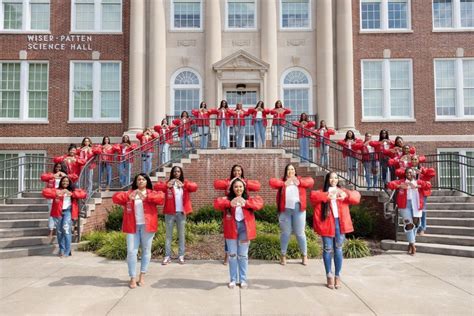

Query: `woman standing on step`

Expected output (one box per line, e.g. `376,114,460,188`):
53,144,84,183
214,165,261,264
154,118,175,165
42,176,87,258
310,171,360,289
269,164,314,266
368,130,393,186
154,166,198,265
79,137,98,193
247,101,270,148
387,168,430,255
113,135,137,188
337,131,362,185
312,120,335,168
112,173,165,288
270,100,291,147
173,111,195,154
136,127,159,175
216,100,232,149
292,113,315,161
192,101,217,149
230,103,248,149
214,178,264,289
96,136,115,192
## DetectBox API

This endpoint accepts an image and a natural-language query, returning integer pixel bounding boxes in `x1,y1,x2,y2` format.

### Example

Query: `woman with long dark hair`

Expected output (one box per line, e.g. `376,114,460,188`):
79,137,98,192
113,135,137,187
313,120,335,168
310,172,360,289
247,101,270,148
269,164,314,266
173,111,195,153
230,103,248,149
112,173,165,288
372,129,393,185
192,101,217,149
353,132,379,190
136,127,159,175
337,130,362,184
96,136,115,191
154,118,175,165
270,100,291,147
53,144,84,182
216,100,232,149
292,113,315,161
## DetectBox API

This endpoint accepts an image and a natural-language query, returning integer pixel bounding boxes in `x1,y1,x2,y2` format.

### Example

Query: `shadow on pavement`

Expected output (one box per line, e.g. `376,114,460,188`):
248,278,319,289
151,278,222,290
49,276,128,287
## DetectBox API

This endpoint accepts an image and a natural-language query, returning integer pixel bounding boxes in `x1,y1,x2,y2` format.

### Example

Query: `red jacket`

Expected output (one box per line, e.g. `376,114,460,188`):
312,127,335,147
395,166,435,196
369,140,394,159
214,178,261,196
94,144,115,162
215,108,233,126
136,131,159,153
310,189,360,237
387,179,430,209
388,155,413,169
292,121,315,138
192,108,215,126
229,109,249,127
337,138,363,158
352,141,379,161
113,143,138,162
214,195,264,240
53,155,85,181
269,176,314,212
112,189,165,233
154,124,175,145
247,108,270,126
172,118,195,137
40,172,68,188
270,108,291,126
79,146,97,169
42,188,87,220
384,145,416,159
153,180,198,215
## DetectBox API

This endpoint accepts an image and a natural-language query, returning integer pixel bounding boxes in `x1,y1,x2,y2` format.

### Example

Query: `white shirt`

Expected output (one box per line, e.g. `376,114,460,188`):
285,184,300,209
174,183,184,213
367,144,374,153
383,142,390,150
235,205,244,221
406,180,420,214
256,111,263,119
54,178,61,188
134,189,147,225
328,187,339,218
320,129,325,136
62,195,71,210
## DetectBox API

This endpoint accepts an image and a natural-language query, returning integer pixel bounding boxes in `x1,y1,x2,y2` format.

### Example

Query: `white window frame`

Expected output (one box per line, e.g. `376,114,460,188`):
279,0,312,31
71,0,122,33
437,148,474,194
170,67,202,115
68,60,122,123
359,0,412,33
170,0,203,31
434,58,474,121
280,67,313,115
432,0,474,31
225,0,257,31
361,59,415,122
0,60,49,123
0,0,50,33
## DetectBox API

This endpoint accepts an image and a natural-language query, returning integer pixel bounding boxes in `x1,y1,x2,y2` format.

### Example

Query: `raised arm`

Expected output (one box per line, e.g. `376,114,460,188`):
245,196,264,211
310,190,329,204
246,179,261,192
299,177,314,189
214,197,231,211
112,191,130,205
269,178,285,189
184,180,198,193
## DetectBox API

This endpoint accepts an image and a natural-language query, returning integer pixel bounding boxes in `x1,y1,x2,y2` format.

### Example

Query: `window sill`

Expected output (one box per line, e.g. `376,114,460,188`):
169,29,203,33
432,28,474,33
67,120,122,124
359,29,413,34
0,30,51,34
361,118,416,123
224,28,258,33
0,120,49,124
435,117,474,122
279,28,313,32
69,31,123,35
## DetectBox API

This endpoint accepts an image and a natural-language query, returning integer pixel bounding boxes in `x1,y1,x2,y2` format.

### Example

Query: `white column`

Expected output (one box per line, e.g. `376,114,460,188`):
336,0,355,131
127,0,146,133
316,0,335,127
205,0,222,107
149,0,167,126
261,0,278,106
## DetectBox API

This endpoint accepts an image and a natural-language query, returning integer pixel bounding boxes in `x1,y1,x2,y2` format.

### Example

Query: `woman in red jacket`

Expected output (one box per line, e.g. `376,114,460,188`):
192,101,216,149
270,100,291,147
42,176,87,258
247,101,270,148
387,168,430,255
53,144,84,182
310,172,361,289
269,164,314,266
337,130,362,185
214,178,264,289
113,135,137,188
292,113,315,161
352,132,379,190
216,100,232,149
154,119,175,165
230,103,248,149
154,166,198,265
136,127,159,175
112,173,165,288
370,129,393,185
79,137,97,192
313,120,336,168
96,136,115,192
173,111,195,153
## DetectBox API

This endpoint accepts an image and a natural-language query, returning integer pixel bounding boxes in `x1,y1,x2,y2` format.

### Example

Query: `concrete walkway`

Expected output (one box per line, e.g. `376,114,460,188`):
0,251,472,315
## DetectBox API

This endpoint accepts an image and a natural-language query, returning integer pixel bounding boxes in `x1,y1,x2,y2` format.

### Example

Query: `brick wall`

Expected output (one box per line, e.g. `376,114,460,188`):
82,197,114,234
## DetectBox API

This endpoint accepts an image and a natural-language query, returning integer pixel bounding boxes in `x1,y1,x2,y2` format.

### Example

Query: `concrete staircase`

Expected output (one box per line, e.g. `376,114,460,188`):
381,190,474,257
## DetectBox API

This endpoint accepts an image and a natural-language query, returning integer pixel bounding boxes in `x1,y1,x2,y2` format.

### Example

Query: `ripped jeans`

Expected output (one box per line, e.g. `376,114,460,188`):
400,199,421,244
321,218,345,277
226,220,249,283
54,207,72,256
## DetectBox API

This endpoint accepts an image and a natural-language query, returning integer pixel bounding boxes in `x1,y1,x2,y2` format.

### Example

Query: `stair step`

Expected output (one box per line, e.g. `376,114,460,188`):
0,205,48,212
399,225,474,236
0,243,78,259
381,240,474,258
0,227,50,238
21,192,43,198
0,236,53,249
397,233,474,247
430,190,465,196
6,198,47,205
426,210,474,218
427,196,474,203
426,217,474,227
0,212,49,220
0,219,48,229
426,203,474,210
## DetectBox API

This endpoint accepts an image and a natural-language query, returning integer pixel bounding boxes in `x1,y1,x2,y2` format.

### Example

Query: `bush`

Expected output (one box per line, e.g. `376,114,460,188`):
96,231,127,260
256,221,280,234
254,204,279,223
187,220,221,235
105,205,123,231
188,205,222,223
249,234,321,260
80,231,108,251
343,238,371,258
305,226,318,242
305,207,314,228
348,204,375,238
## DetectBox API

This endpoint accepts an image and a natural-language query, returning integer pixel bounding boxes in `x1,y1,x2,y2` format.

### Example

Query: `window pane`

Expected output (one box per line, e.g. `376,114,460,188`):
174,1,201,28
100,63,120,118
73,63,93,118
24,153,47,191
283,88,309,116
282,0,309,28
461,0,474,27
283,70,309,84
75,3,95,30
228,1,255,28
464,60,474,115
361,2,381,29
388,1,408,29
0,63,21,118
433,0,453,28
28,63,48,118
363,61,383,89
0,153,19,196
174,89,199,116
3,3,22,29
435,60,456,116
363,90,384,117
362,61,383,117
102,3,121,30
438,151,461,189
390,61,410,89
30,3,50,30
435,60,456,88
174,71,199,85
466,151,474,194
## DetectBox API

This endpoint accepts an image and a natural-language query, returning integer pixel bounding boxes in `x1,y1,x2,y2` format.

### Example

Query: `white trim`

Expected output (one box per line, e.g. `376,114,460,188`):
0,137,123,144
71,0,122,33
169,67,202,115
0,150,47,155
432,0,474,31
280,67,313,115
359,0,412,32
0,0,50,32
225,0,258,31
170,0,203,31
279,0,311,31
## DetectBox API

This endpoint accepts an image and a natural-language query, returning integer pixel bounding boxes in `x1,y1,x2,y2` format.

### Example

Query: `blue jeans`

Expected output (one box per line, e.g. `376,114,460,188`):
234,125,245,148
418,196,428,233
322,218,345,277
346,156,358,184
181,134,194,153
272,125,284,146
320,143,329,167
198,126,209,149
160,143,170,164
54,207,72,256
119,161,131,187
381,158,389,185
99,162,112,188
126,224,155,278
219,122,229,149
400,200,418,244
279,203,307,256
299,137,309,161
226,220,249,283
165,213,186,257
254,119,266,148
141,153,153,174
363,159,379,190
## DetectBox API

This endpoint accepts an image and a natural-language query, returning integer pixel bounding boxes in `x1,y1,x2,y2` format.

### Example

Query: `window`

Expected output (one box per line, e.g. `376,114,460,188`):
171,0,202,30
0,0,50,31
0,61,48,121
360,0,411,31
435,59,474,118
361,59,413,120
226,0,256,30
72,0,122,32
70,61,121,121
433,0,474,29
281,68,312,116
0,152,46,196
280,0,310,29
171,69,201,116
437,149,474,194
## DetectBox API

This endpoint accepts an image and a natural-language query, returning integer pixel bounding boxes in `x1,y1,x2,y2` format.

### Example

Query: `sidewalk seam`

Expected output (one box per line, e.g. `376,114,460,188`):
105,287,132,316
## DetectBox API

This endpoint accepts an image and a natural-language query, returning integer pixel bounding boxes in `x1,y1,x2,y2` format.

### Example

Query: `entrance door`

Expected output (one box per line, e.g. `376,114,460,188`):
225,89,258,148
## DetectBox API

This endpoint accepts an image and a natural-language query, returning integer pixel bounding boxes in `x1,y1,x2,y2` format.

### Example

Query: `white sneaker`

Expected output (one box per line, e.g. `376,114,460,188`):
162,256,171,265
228,281,236,289
178,256,185,264
240,281,248,289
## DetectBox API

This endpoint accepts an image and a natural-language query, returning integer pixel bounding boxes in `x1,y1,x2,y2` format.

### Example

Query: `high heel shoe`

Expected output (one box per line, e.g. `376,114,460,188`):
326,277,335,290
334,276,342,289
280,255,287,266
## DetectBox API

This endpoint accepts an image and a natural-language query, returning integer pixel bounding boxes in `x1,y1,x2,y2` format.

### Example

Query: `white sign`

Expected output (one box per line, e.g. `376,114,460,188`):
26,34,93,51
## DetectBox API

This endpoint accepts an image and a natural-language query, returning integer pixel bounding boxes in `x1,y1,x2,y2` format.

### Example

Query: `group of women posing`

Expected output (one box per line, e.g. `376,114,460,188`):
111,164,361,291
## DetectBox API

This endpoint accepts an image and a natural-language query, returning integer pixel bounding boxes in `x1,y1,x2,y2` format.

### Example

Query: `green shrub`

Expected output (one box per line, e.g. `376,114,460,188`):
187,220,220,235
152,233,166,256
343,238,371,258
305,206,314,228
256,221,280,234
249,234,321,260
79,231,108,251
305,226,318,242
286,237,321,259
348,204,375,238
188,205,222,223
96,231,127,260
255,204,279,223
105,205,123,231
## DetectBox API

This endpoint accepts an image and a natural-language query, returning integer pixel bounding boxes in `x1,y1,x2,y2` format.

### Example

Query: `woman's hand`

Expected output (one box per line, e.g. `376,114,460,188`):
336,190,347,200
230,197,246,208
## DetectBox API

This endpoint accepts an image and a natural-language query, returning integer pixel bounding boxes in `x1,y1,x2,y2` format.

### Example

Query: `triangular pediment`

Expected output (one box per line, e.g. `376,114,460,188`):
213,50,269,71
